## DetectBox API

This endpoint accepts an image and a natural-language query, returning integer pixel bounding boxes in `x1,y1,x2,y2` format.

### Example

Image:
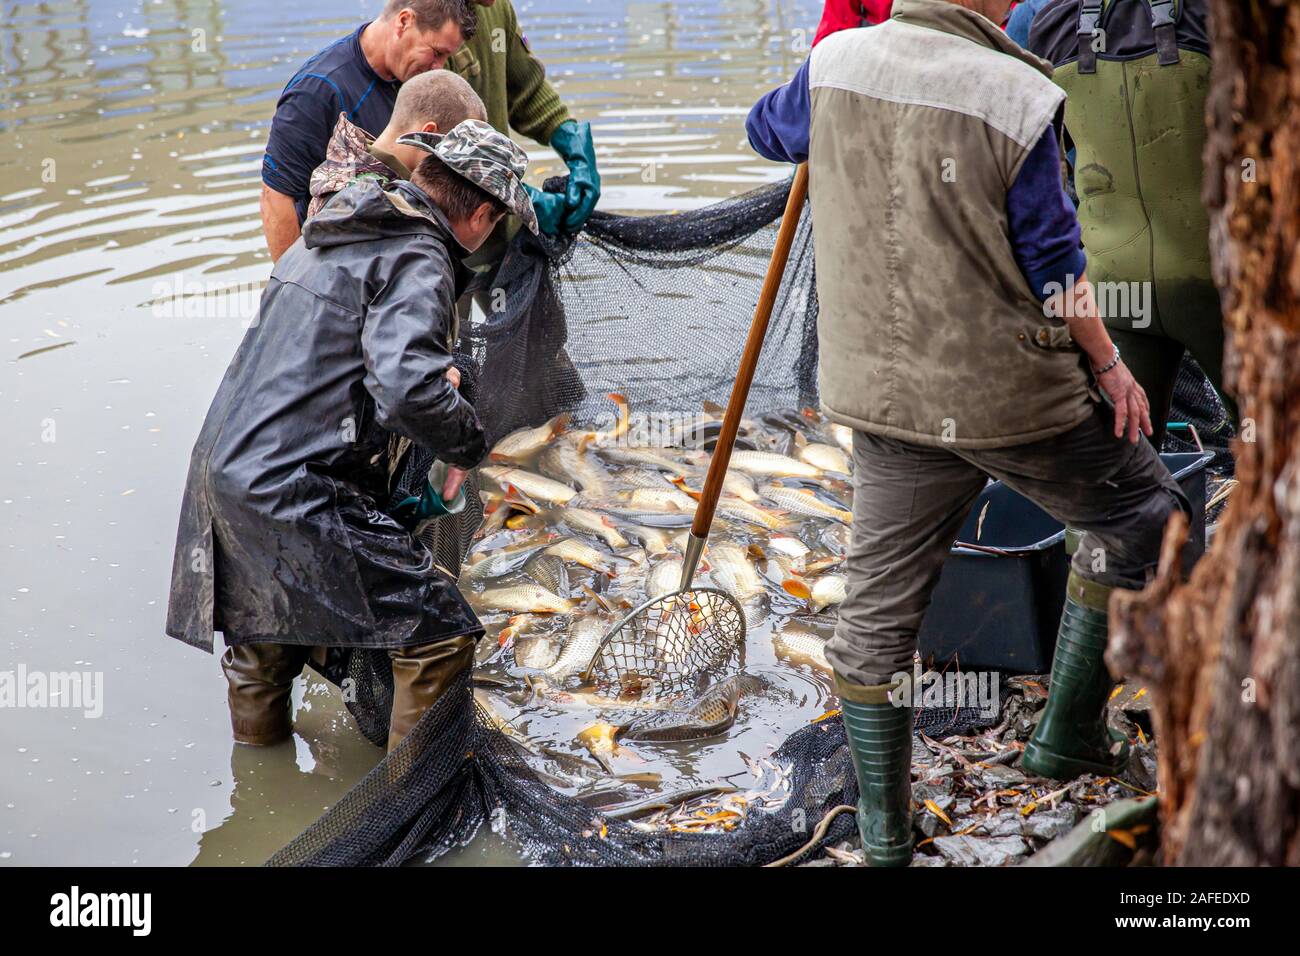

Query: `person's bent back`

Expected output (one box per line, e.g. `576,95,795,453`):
167,120,538,754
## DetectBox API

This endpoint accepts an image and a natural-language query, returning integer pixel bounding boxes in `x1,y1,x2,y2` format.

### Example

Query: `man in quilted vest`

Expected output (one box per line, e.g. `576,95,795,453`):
747,0,1189,866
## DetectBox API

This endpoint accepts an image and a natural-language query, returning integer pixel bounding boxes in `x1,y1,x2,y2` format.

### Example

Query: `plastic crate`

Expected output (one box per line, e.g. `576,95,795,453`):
916,452,1213,673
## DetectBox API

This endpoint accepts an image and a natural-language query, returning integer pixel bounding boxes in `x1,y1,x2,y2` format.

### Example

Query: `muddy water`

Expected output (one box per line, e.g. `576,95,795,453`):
0,0,820,865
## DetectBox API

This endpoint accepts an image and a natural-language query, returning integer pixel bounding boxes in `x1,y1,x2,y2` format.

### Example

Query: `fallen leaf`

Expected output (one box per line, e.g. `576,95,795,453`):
17,341,76,360
1107,828,1137,850
924,799,953,827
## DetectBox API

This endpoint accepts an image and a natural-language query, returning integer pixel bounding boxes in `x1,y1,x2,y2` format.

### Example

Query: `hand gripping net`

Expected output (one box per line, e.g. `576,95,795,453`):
582,587,746,700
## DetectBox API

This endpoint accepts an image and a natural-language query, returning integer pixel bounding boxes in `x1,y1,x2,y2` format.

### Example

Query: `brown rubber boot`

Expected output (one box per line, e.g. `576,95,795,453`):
221,642,310,746
387,635,476,753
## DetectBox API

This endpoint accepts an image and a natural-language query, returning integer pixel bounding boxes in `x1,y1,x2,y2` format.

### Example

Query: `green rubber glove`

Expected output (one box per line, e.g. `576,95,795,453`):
550,120,600,234
391,462,466,531
522,182,567,236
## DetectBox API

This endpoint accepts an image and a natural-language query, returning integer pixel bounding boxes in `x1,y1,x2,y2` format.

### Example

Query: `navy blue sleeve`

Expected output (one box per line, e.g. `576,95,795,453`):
1007,124,1087,301
746,58,812,164
262,77,342,220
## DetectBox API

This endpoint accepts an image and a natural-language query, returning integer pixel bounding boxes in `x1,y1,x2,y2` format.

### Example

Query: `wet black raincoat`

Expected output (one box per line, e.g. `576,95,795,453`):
166,179,486,652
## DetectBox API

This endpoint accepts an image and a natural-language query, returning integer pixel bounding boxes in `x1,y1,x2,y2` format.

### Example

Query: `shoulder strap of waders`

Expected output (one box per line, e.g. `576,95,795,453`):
1076,0,1104,75
1144,0,1181,65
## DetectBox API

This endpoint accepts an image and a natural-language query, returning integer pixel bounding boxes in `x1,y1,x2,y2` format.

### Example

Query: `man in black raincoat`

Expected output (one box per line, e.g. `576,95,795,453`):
166,119,539,752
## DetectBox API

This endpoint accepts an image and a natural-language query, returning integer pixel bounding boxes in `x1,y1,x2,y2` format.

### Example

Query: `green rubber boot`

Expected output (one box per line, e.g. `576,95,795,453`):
1023,573,1131,780
834,673,913,867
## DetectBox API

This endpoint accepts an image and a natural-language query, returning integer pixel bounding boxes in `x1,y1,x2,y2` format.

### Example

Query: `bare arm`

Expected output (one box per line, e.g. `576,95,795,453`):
260,184,301,262
1046,272,1153,444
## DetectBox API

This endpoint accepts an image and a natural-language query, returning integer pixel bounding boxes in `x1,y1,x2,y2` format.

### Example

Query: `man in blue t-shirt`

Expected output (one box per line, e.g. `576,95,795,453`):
260,0,477,260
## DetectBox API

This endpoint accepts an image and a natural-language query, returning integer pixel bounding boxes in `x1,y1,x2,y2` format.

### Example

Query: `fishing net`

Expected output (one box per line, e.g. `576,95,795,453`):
269,668,861,866
279,174,1211,866
1166,354,1235,473
584,588,747,700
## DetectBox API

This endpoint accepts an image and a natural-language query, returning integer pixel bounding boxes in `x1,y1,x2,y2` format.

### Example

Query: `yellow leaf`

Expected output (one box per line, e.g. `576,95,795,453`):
924,799,952,827
1107,828,1137,850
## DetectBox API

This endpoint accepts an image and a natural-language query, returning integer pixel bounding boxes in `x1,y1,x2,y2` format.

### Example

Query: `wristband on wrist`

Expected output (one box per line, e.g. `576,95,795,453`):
1092,344,1120,376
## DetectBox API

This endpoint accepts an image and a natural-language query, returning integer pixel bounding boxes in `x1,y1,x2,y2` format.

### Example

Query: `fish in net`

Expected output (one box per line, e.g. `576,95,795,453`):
582,588,747,702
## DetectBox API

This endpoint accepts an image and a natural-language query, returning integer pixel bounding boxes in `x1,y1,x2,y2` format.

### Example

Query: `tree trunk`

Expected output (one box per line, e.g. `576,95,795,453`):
1108,0,1300,866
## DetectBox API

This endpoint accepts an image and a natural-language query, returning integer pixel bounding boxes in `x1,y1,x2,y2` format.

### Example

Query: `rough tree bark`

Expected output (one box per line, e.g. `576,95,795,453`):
1109,0,1300,865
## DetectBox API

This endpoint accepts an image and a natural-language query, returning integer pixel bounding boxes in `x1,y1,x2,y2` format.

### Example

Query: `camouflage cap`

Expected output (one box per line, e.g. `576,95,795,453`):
397,120,538,235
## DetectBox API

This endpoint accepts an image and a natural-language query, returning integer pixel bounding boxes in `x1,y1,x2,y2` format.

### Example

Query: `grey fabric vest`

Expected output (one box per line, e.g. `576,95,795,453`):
811,0,1096,448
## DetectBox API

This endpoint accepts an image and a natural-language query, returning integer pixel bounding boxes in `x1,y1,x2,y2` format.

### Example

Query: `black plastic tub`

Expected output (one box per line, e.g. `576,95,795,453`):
916,452,1213,673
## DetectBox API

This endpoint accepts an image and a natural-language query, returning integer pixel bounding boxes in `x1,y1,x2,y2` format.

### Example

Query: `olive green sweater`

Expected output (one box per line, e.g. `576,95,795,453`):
449,0,570,263
450,0,571,146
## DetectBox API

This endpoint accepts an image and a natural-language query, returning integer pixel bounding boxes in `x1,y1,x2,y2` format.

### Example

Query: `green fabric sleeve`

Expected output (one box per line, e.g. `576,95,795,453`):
503,3,571,145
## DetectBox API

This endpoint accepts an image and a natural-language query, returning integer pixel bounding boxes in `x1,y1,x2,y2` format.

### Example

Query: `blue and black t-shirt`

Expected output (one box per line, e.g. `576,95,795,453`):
262,23,401,224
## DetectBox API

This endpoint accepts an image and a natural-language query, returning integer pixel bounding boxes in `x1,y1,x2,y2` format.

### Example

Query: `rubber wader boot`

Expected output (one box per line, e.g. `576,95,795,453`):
834,673,913,867
1023,572,1131,779
387,635,477,753
221,642,310,746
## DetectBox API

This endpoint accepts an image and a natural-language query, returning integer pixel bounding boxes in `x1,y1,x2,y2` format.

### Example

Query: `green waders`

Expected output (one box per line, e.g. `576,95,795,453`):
1023,572,1131,778
833,673,914,867
1050,0,1234,447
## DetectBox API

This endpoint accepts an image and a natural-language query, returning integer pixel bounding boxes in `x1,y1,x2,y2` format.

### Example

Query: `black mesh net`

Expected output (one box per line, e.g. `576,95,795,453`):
278,175,1212,866
270,668,864,866
1165,354,1235,472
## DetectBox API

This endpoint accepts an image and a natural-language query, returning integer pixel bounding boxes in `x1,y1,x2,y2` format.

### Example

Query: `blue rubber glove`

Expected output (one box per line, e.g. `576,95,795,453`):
523,182,567,236
550,120,600,233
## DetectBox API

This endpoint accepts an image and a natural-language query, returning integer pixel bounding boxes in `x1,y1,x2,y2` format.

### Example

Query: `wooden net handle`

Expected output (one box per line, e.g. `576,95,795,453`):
690,163,810,539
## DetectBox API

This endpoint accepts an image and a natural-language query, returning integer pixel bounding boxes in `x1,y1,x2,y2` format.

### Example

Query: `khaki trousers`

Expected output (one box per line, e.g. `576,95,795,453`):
826,404,1188,685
